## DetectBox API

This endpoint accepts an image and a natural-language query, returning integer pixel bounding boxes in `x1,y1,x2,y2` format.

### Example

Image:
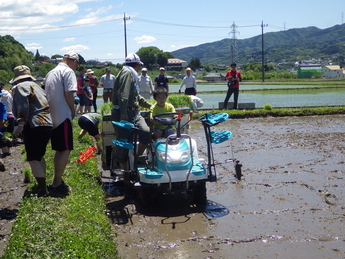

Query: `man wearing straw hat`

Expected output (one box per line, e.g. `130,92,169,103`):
11,65,53,196
178,67,197,95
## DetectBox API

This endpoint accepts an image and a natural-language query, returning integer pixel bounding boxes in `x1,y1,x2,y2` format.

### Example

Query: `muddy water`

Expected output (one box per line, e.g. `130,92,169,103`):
0,144,27,258
105,115,345,259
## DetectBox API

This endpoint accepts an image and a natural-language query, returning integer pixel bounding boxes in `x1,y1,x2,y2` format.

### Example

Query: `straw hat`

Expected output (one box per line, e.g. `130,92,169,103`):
184,67,194,73
86,69,94,74
9,65,36,84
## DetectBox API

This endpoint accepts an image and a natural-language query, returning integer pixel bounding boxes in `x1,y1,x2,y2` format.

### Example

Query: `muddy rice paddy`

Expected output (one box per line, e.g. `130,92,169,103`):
1,115,344,258
105,115,345,259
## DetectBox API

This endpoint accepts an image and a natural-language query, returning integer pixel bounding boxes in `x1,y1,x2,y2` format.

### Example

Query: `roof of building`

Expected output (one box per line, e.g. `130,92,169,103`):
299,64,321,68
324,65,344,70
167,58,187,64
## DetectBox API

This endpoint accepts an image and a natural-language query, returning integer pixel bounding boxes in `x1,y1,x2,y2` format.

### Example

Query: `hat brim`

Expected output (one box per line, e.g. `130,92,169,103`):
9,75,36,84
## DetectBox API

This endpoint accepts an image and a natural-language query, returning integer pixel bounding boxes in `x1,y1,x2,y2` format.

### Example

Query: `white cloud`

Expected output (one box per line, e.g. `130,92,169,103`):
106,53,114,56
25,42,43,50
60,44,90,53
0,1,129,36
63,38,76,42
134,35,156,44
0,1,79,35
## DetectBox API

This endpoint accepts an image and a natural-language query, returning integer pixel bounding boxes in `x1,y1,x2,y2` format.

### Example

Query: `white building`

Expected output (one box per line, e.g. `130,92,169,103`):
323,65,345,78
166,58,188,71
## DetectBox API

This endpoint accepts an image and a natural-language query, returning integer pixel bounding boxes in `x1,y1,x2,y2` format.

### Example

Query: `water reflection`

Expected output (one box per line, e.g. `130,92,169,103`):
96,85,345,109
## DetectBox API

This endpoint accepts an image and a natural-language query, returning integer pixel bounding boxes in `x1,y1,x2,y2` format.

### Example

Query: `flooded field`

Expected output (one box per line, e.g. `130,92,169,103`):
105,115,345,258
97,85,345,109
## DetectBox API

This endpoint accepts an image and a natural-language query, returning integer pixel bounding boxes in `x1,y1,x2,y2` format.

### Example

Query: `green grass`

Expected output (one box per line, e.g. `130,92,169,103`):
3,120,118,259
167,94,192,108
193,106,345,119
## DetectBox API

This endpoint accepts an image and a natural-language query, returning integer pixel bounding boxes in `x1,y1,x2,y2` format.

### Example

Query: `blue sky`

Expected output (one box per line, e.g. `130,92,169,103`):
1,0,343,64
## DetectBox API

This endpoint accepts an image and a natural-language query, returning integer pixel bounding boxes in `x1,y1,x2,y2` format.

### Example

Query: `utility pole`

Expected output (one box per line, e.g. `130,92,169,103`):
123,13,130,58
261,21,268,82
229,21,240,65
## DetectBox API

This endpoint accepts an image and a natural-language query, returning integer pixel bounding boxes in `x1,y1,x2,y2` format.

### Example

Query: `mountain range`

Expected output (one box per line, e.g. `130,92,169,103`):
171,24,345,65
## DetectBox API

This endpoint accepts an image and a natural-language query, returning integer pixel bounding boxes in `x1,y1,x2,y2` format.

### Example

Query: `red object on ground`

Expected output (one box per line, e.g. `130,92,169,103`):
76,146,97,163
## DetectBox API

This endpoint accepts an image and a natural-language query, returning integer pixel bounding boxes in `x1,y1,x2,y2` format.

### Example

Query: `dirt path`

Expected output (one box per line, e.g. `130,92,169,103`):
0,143,27,258
105,115,345,259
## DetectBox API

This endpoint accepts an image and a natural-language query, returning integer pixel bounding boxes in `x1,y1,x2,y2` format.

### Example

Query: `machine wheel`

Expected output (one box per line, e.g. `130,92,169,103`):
191,181,207,205
235,160,242,180
138,187,151,209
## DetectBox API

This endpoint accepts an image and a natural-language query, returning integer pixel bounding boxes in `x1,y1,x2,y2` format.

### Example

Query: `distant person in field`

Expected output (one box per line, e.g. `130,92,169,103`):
83,78,93,113
85,69,99,112
100,67,116,103
75,66,85,115
138,67,154,99
223,62,242,110
178,67,197,95
154,67,169,93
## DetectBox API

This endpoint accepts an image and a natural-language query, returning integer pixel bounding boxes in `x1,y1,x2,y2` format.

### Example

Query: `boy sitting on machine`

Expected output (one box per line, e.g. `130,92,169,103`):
150,87,176,139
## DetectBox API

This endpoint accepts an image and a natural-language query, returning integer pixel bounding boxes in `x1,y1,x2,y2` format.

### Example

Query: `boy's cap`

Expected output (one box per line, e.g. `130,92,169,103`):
9,65,36,84
105,67,111,71
64,52,79,62
141,68,148,72
159,67,165,71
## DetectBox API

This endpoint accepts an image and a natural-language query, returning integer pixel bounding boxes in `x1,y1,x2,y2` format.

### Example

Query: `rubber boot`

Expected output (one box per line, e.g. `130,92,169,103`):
0,159,5,171
35,177,49,197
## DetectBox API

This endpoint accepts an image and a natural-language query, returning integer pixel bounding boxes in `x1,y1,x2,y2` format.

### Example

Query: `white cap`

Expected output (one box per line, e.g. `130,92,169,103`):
63,52,79,62
125,53,143,65
141,67,148,72
159,67,165,71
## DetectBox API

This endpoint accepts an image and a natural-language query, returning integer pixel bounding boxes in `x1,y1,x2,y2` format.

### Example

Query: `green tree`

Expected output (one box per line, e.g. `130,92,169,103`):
156,53,168,67
51,54,63,59
188,57,201,71
136,47,174,70
136,46,161,70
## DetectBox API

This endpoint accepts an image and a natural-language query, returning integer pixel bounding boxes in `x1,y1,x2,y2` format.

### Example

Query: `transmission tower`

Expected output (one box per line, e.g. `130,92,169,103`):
229,21,240,65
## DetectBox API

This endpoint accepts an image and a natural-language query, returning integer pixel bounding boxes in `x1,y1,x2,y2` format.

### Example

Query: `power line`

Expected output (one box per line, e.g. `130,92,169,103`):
134,17,229,28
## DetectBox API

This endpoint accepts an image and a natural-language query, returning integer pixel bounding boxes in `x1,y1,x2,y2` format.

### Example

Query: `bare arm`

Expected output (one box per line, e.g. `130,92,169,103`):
65,91,75,119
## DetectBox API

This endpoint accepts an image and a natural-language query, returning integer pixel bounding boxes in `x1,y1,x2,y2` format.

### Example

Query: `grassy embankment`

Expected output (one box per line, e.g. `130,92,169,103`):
2,121,118,259
193,106,345,119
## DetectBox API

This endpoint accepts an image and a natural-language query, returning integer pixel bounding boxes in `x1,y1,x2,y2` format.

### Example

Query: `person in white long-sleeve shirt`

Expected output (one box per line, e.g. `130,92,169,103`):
138,67,154,99
178,67,197,95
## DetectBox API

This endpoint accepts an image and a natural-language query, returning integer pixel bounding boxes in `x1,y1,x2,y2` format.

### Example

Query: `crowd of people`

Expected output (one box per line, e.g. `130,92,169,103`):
0,51,244,197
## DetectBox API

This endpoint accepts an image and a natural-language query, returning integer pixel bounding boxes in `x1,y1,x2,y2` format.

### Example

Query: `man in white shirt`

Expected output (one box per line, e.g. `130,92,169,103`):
138,67,154,99
44,52,79,194
178,67,197,95
100,67,116,103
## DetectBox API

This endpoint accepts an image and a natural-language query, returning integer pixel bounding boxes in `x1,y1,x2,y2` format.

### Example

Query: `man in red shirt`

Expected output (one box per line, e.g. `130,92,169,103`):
75,67,85,114
223,62,242,110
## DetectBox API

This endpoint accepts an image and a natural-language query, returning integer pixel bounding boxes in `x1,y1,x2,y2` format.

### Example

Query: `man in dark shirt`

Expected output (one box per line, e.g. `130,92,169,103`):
154,67,169,93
